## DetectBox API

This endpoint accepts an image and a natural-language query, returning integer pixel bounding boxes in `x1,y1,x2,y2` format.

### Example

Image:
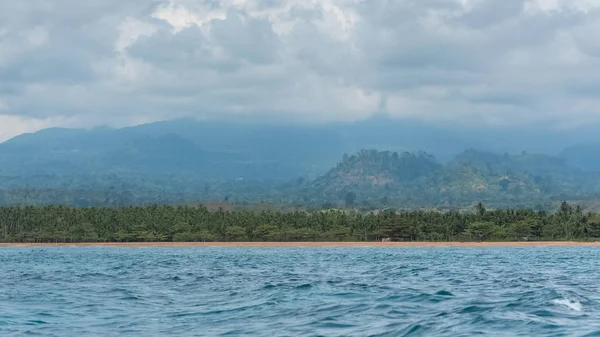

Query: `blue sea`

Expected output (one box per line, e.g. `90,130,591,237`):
2,247,600,336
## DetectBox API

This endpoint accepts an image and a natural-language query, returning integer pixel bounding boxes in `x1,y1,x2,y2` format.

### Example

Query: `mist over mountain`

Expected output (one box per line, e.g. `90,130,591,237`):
559,143,600,172
1,116,596,177
1,117,600,209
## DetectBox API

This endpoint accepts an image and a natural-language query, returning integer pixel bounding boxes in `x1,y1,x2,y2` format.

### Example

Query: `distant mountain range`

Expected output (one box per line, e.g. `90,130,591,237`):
2,117,600,209
3,116,600,176
560,143,600,172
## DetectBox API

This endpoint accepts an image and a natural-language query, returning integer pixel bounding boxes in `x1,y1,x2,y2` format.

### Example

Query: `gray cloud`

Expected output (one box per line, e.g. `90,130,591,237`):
1,0,600,141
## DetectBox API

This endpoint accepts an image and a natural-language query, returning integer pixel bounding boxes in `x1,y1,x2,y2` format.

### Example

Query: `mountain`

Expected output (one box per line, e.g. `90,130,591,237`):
2,117,600,209
559,143,600,171
1,146,599,209
0,124,323,181
451,149,575,175
313,149,440,192
3,116,592,182
306,149,557,209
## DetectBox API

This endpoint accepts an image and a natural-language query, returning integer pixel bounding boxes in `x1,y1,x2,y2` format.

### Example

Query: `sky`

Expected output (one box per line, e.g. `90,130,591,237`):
1,0,600,142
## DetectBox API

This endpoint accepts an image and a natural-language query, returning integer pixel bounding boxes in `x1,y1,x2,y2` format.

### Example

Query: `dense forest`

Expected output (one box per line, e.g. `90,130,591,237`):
3,148,600,211
2,202,600,243
3,118,600,211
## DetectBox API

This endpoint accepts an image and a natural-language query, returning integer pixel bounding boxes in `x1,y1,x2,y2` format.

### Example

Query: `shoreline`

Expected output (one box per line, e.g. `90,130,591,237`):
1,241,600,248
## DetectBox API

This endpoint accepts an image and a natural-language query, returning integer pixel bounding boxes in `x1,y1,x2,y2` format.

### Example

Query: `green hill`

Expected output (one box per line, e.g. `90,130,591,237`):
304,150,556,209
1,146,600,210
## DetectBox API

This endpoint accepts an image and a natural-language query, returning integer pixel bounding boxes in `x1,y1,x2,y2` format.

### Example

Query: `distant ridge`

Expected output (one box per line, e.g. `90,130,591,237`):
1,117,600,209
560,143,600,171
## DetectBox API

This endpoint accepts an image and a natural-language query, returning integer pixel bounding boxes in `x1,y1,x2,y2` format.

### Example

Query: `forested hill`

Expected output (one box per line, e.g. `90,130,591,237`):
0,117,474,180
2,147,600,210
316,150,441,186
3,117,600,181
451,149,572,175
303,149,600,210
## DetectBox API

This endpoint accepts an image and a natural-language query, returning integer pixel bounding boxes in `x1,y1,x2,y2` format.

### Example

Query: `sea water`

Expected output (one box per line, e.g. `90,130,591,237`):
1,247,600,336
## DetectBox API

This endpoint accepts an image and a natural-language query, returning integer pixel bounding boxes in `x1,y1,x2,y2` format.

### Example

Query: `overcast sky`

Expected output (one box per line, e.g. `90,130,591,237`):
1,0,600,141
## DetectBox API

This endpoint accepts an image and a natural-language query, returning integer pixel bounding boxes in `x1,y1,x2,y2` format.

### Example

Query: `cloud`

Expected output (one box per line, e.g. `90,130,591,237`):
0,114,64,142
1,0,600,134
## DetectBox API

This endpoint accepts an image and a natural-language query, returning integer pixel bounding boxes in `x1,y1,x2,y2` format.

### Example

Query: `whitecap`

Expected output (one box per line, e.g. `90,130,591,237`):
552,298,582,312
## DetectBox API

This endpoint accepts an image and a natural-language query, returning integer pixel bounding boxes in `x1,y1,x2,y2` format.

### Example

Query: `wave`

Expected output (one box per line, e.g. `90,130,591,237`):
552,298,583,312
3,246,600,336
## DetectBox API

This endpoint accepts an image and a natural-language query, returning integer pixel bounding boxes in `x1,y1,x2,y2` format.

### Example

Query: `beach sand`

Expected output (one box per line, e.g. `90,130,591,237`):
1,241,600,247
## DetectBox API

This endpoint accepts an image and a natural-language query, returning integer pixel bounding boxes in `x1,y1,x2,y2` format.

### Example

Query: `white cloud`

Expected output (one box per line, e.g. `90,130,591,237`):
152,1,222,33
25,27,48,47
1,0,600,138
0,115,63,142
115,18,157,52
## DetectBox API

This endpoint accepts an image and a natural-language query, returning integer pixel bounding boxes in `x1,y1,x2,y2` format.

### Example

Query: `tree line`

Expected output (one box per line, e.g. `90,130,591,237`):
1,202,600,243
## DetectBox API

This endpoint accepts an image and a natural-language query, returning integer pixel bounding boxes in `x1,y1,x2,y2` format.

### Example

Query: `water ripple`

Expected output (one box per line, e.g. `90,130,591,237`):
2,247,600,336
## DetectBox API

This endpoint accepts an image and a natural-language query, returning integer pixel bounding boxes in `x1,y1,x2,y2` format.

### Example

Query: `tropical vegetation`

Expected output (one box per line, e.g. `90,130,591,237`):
3,148,600,211
2,202,600,243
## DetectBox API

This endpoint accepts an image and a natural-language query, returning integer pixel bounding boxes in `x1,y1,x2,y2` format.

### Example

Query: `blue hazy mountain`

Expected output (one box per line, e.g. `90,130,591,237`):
0,116,594,181
1,117,600,208
559,143,600,171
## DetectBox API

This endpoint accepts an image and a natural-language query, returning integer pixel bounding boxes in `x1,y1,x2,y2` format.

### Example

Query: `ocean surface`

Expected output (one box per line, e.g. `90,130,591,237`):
2,247,600,336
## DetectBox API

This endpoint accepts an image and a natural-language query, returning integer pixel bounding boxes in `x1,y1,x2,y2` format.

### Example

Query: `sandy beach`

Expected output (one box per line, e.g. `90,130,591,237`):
1,241,600,248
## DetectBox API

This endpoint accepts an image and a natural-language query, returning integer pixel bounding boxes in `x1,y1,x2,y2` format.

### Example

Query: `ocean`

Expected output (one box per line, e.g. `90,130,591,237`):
1,246,600,336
